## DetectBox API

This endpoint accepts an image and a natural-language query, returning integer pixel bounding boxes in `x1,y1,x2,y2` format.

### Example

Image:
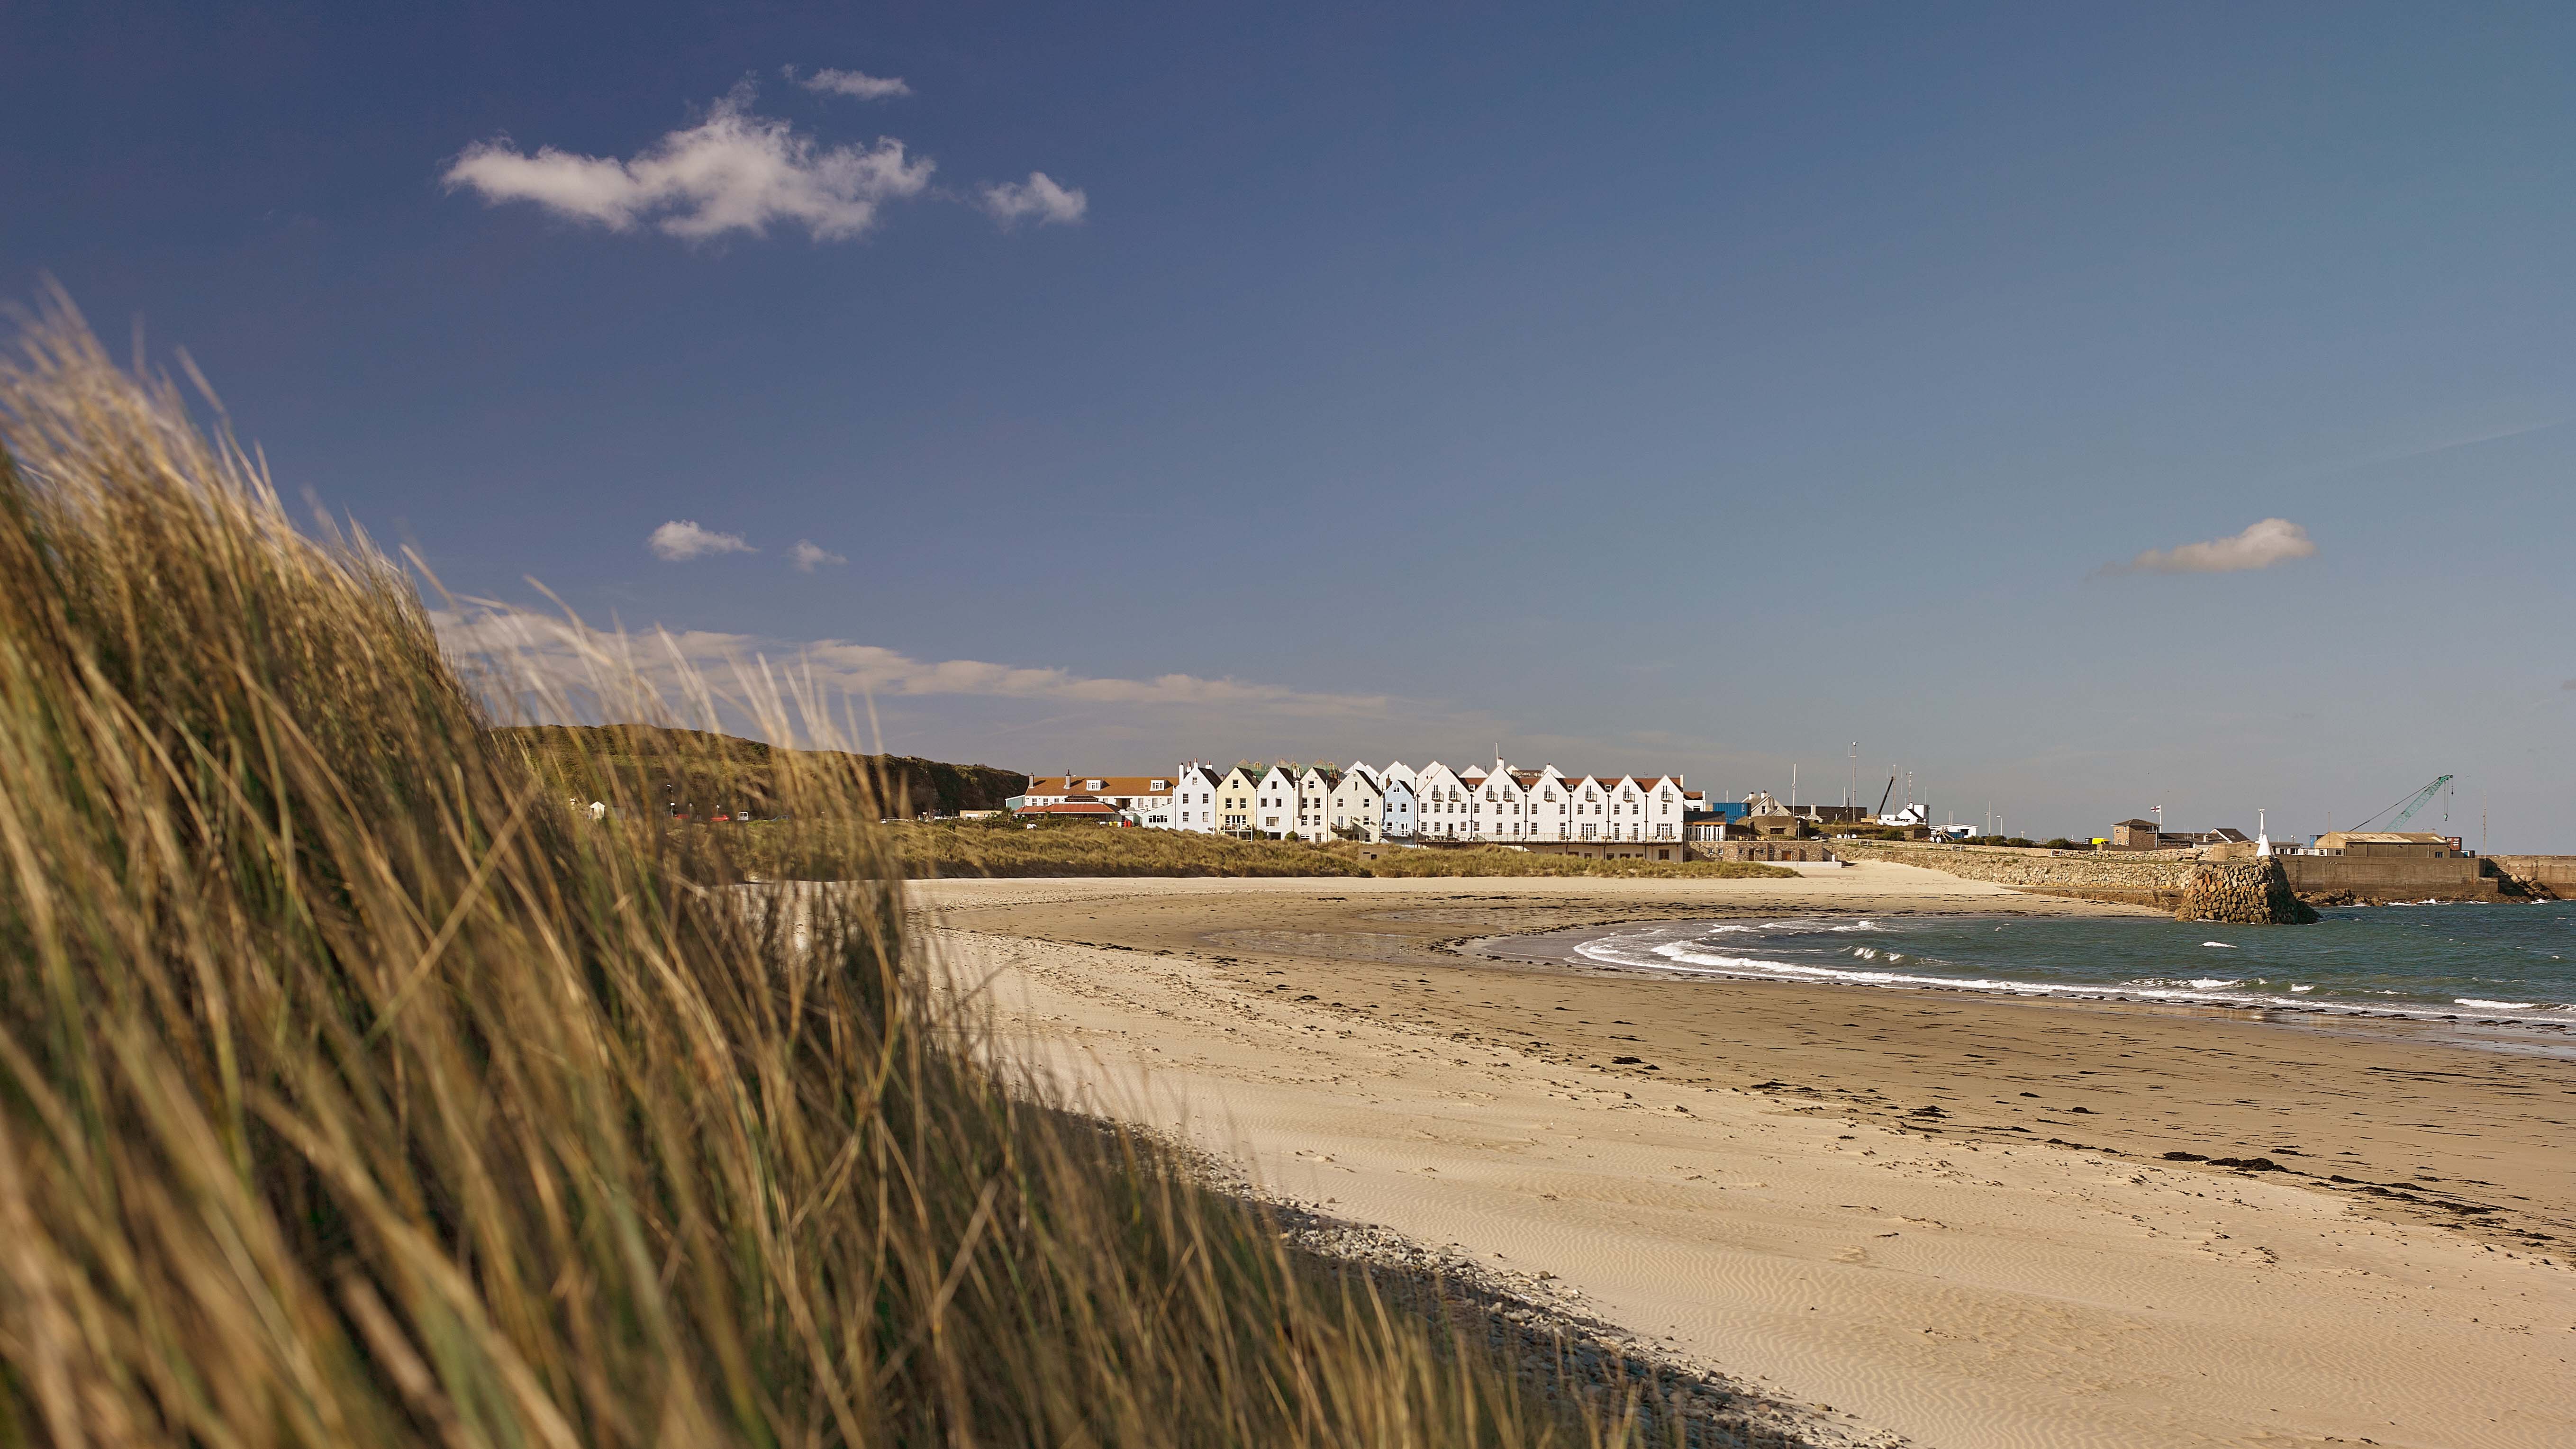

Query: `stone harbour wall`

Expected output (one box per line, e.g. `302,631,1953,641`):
2174,859,2319,925
1838,839,2519,906
1827,841,2196,904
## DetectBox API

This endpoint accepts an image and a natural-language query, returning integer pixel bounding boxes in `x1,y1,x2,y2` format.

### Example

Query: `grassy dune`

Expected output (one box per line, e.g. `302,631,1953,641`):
741,821,1801,881
504,721,1026,818
0,298,1659,1446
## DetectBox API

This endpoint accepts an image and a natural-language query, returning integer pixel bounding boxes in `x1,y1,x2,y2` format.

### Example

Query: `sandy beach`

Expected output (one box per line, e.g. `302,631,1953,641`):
919,862,2575,1449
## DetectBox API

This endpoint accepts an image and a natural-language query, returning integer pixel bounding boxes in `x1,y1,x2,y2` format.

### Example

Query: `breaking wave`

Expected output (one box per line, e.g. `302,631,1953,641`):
1561,910,2576,1036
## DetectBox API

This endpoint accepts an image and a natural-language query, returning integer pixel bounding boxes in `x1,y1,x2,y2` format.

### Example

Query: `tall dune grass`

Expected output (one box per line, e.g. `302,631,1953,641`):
0,296,1633,1447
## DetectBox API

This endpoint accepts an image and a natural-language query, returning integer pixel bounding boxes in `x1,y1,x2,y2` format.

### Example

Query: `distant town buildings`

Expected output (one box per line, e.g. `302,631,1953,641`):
1009,755,1707,852
2109,819,2254,851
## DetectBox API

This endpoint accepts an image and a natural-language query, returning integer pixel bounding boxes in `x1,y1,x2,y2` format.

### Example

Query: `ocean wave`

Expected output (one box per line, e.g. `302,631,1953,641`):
1560,918,2576,1035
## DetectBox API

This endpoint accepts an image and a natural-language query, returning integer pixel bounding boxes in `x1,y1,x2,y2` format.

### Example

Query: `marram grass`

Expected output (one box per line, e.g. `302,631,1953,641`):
0,295,1652,1447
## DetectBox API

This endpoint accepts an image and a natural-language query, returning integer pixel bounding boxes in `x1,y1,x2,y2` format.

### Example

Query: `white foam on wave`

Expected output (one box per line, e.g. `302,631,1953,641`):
2200,941,2237,949
1561,920,2576,1033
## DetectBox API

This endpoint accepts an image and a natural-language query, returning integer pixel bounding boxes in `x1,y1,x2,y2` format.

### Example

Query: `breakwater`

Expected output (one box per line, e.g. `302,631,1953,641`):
1832,840,2535,906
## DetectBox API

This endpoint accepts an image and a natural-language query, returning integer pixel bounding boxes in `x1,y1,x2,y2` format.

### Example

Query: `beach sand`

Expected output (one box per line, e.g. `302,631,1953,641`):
919,863,2576,1449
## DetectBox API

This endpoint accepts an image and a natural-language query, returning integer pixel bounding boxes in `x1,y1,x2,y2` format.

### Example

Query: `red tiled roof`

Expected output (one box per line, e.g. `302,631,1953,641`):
1026,776,1173,796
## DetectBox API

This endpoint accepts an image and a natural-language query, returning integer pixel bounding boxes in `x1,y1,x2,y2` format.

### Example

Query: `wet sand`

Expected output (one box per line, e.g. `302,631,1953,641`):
918,865,2576,1449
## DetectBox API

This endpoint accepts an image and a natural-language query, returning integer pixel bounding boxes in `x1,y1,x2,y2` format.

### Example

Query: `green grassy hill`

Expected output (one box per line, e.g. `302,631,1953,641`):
498,723,1026,817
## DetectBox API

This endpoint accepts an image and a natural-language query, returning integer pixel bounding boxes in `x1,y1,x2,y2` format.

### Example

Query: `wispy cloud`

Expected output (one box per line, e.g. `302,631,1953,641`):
2098,517,2317,576
978,172,1088,229
786,64,911,100
788,539,847,571
443,85,933,241
434,607,1397,724
648,520,755,561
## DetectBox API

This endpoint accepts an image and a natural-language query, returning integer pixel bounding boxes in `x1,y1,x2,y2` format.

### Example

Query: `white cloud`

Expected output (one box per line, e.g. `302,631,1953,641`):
788,540,847,571
786,64,911,100
978,171,1088,229
649,520,755,561
443,87,933,242
2099,517,2317,576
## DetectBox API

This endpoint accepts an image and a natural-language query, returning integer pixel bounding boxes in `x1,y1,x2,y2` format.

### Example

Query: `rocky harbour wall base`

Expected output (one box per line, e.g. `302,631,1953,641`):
2174,860,2319,925
2486,856,2574,900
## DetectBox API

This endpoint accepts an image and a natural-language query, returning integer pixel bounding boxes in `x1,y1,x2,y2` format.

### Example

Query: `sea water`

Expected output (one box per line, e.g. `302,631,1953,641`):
1569,900,2576,1024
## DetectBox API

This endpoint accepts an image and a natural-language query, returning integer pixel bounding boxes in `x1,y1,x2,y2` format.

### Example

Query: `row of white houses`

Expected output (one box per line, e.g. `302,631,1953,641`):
1016,760,1704,845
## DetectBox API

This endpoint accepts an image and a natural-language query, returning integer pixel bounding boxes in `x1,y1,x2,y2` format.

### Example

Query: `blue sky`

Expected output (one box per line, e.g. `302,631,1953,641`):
8,2,2573,845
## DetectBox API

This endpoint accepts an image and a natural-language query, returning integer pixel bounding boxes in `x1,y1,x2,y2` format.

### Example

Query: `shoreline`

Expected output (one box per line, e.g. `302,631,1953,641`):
916,867,2576,1448
1464,910,2576,1059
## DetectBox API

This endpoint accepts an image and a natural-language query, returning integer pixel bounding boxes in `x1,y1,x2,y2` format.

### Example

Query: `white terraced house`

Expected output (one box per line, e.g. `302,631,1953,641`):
1168,761,1222,833
1255,764,1300,837
1350,759,1692,845
1292,765,1341,842
1411,760,1472,840
1145,755,1687,846
1324,764,1384,842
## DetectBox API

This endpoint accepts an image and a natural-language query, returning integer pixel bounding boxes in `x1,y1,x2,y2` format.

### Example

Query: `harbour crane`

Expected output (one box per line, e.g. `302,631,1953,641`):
2350,774,2453,833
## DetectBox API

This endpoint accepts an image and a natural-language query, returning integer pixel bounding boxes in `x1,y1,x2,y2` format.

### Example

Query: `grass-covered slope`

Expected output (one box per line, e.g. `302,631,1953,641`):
0,296,1629,1447
748,820,1800,881
500,721,1026,817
